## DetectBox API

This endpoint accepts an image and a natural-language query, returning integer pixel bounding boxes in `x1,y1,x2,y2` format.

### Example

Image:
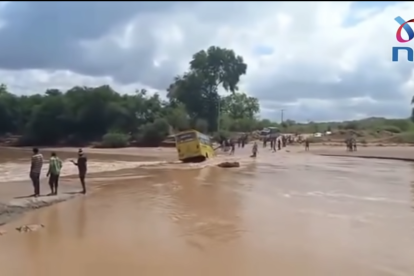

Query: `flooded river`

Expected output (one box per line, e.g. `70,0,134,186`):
0,147,413,276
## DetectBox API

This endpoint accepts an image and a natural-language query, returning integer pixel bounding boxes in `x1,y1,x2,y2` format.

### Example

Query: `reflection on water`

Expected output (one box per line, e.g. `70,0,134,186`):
46,203,60,237
0,151,414,276
26,211,41,276
76,198,86,240
0,159,168,183
410,164,414,211
411,181,414,211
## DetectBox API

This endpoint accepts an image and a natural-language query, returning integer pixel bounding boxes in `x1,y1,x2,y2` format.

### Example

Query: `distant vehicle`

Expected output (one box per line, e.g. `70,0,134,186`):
260,127,280,136
175,130,215,163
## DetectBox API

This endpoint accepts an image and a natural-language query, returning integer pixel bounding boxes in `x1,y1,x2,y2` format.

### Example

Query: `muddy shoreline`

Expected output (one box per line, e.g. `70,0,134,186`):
316,154,414,162
0,194,78,226
0,171,151,226
309,146,414,162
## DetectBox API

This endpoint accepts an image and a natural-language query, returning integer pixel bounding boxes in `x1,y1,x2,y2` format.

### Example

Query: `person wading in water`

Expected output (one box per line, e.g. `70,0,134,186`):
251,141,258,157
30,148,44,197
277,137,282,151
229,139,235,155
71,149,88,194
46,152,62,195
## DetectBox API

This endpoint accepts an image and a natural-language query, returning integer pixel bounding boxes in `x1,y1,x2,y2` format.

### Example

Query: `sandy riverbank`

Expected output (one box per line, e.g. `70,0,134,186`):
0,193,77,226
0,176,82,226
307,145,414,162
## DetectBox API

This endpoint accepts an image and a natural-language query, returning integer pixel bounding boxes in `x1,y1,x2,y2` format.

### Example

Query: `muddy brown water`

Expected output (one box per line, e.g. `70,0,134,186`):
0,147,413,276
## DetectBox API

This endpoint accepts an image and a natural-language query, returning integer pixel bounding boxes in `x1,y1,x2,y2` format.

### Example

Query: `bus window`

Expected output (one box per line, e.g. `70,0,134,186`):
197,134,210,145
176,132,197,143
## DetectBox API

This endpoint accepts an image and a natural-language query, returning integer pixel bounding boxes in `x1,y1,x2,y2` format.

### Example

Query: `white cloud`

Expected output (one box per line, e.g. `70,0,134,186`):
0,1,413,122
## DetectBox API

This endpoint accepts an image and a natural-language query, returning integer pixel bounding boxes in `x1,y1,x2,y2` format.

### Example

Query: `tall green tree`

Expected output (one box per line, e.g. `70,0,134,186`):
411,96,414,122
221,92,259,120
168,46,247,131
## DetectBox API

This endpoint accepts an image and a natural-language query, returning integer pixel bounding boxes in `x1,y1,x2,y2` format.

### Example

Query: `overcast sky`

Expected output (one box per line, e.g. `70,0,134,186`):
0,1,413,122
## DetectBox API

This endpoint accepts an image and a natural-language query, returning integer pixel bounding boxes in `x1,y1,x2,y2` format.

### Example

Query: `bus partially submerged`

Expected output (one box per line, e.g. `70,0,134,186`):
175,130,215,163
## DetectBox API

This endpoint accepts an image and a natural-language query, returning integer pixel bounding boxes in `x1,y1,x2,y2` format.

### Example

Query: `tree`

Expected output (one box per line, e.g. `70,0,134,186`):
411,96,414,122
221,92,259,119
190,46,247,93
168,46,248,131
164,102,191,131
0,87,18,134
167,73,209,123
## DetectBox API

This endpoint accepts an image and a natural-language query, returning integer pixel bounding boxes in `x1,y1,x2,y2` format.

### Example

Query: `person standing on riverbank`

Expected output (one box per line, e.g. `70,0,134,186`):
46,152,62,195
305,139,310,151
71,149,88,194
30,148,43,197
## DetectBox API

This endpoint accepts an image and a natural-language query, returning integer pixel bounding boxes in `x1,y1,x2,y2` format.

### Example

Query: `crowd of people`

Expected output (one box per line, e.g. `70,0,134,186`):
29,148,88,197
220,133,311,157
259,134,309,153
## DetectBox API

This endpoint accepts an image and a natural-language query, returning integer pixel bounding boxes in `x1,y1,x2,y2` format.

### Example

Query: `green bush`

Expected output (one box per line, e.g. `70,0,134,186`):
380,125,401,133
212,130,230,143
101,132,130,148
390,132,414,144
137,118,170,146
343,122,359,130
386,119,412,132
193,118,208,133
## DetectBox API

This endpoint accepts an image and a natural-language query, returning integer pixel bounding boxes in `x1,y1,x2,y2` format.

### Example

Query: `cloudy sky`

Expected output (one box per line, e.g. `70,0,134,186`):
0,1,413,122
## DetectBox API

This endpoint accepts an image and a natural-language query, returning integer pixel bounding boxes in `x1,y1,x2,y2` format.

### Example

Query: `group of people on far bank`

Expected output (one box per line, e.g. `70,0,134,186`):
30,148,88,197
251,135,310,157
222,133,311,158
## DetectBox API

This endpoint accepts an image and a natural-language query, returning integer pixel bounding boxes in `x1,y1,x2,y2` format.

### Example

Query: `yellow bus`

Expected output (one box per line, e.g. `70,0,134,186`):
175,130,215,162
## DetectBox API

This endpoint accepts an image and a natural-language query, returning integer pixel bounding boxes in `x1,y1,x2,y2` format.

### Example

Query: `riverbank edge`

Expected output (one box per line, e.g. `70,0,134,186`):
0,193,78,226
316,153,414,162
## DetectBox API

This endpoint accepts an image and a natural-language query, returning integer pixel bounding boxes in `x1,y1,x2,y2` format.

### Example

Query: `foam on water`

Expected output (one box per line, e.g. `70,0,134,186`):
0,159,169,183
0,155,253,183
